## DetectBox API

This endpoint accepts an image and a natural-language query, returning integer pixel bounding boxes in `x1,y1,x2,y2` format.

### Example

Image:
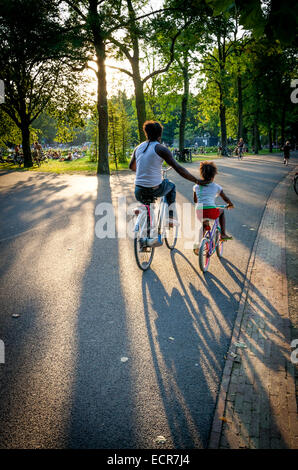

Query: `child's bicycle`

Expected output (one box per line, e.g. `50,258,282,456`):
198,204,228,273
133,167,178,271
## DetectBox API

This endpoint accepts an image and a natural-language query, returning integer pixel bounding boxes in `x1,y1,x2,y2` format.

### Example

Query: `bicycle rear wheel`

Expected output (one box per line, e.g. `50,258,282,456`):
164,223,178,250
134,234,154,270
199,237,210,272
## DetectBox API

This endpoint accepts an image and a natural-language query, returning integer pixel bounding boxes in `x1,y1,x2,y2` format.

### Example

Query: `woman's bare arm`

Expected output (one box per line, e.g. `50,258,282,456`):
155,144,206,185
129,150,136,172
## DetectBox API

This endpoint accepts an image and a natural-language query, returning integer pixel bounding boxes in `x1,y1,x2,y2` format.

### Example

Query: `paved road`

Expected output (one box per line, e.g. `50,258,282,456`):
0,154,295,449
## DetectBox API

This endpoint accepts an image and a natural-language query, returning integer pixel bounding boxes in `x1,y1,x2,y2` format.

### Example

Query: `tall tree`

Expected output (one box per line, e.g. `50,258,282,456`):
63,0,123,173
0,0,75,167
206,0,298,47
107,0,185,141
200,14,237,155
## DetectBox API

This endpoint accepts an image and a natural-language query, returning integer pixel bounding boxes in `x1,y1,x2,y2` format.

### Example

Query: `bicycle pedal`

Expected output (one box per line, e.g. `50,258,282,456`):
139,246,151,252
147,237,163,247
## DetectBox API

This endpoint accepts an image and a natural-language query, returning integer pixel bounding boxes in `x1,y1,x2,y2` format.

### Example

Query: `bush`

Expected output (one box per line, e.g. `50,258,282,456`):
193,146,218,154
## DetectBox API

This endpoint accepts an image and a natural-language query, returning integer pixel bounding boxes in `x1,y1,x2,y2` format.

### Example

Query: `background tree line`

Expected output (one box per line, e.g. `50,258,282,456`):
0,0,297,170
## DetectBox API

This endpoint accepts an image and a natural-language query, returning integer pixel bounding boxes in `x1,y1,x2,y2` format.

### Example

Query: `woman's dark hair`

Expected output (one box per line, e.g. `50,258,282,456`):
200,161,218,181
141,121,163,154
143,120,163,142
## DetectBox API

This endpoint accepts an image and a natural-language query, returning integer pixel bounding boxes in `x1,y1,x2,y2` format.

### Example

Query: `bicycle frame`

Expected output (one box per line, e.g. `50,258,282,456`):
204,218,220,256
134,196,168,240
201,204,227,254
133,167,172,239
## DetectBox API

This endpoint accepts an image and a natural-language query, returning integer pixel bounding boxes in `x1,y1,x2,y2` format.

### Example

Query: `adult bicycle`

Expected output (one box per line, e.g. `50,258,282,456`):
217,146,233,157
198,204,228,273
133,167,178,271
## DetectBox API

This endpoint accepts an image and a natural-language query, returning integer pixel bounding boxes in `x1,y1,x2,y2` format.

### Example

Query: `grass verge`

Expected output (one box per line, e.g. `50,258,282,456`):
1,151,279,175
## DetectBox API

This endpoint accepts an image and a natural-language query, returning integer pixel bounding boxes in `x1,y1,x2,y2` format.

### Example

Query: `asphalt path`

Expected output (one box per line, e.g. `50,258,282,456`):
0,153,295,449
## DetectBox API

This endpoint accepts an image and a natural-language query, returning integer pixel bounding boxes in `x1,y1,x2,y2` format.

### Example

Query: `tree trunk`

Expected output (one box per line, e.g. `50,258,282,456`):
179,63,189,153
132,63,146,142
95,41,109,175
20,121,32,168
281,103,286,145
237,75,243,141
243,127,248,147
122,132,125,162
253,120,259,154
268,124,273,153
126,0,146,142
219,87,228,155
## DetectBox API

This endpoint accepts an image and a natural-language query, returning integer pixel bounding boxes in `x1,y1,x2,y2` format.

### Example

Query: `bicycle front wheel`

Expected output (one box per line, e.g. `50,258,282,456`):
199,237,210,272
134,234,155,271
164,224,178,250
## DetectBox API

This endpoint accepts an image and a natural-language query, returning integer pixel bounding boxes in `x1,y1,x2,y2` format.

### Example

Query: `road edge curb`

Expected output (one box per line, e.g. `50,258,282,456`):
208,166,297,449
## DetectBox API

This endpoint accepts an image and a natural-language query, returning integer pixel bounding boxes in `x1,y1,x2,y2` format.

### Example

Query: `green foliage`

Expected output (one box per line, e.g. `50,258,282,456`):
108,92,132,166
1,0,297,168
0,109,21,147
206,0,298,46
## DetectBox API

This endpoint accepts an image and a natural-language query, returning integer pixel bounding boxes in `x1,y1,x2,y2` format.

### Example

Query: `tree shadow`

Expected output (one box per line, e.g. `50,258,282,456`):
138,246,242,448
66,175,137,449
0,173,98,448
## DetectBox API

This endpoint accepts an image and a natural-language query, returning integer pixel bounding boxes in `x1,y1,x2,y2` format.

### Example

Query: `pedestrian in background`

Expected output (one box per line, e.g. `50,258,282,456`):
283,141,291,166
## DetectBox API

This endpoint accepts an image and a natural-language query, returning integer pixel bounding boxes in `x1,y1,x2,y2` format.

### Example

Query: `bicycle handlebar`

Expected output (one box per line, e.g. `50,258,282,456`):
162,166,172,173
162,166,172,178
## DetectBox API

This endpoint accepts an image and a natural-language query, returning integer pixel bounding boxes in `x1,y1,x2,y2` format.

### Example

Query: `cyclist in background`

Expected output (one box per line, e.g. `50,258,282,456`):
129,120,206,225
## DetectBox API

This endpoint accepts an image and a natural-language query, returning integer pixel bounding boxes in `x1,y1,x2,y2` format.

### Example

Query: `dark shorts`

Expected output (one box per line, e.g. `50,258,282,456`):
135,179,176,206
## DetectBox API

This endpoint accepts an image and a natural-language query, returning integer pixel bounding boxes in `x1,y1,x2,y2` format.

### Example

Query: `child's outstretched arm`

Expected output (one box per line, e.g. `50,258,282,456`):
220,190,234,208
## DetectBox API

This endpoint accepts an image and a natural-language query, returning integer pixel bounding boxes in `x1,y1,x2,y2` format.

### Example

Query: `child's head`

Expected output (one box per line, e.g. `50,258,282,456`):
200,161,218,181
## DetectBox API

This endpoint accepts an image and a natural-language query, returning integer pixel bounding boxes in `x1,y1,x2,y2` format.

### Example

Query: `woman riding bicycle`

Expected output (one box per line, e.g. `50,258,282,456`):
129,120,205,225
193,161,234,242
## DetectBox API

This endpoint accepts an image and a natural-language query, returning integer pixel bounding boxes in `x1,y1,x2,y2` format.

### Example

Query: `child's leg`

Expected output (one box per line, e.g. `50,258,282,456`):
219,209,226,236
219,209,233,240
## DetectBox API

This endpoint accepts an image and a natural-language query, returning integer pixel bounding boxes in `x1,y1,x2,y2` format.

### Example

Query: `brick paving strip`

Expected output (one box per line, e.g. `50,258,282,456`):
209,167,298,449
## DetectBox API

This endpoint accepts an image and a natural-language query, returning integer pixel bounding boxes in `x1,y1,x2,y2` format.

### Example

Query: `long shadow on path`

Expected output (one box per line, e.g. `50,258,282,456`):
66,176,137,448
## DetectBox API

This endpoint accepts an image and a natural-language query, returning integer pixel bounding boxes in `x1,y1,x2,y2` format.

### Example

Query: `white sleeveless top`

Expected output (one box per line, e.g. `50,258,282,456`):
135,141,163,187
193,182,223,208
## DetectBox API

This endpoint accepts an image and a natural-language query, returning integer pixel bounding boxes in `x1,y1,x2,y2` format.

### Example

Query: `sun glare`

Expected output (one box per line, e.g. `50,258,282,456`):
84,59,135,99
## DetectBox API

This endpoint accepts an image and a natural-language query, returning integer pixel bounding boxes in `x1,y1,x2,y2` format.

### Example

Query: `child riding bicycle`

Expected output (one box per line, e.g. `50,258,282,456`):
193,161,234,253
